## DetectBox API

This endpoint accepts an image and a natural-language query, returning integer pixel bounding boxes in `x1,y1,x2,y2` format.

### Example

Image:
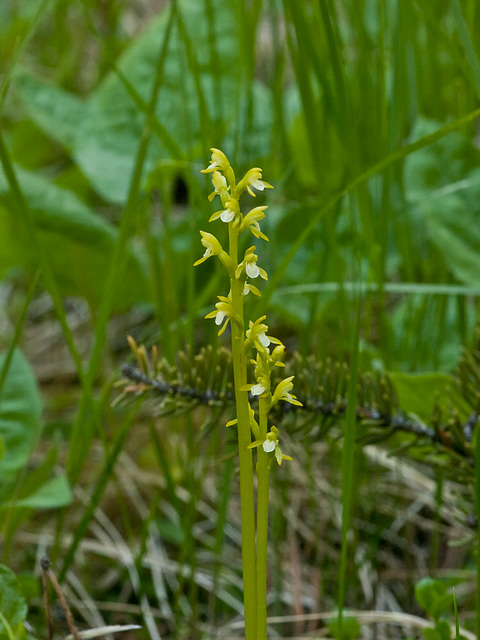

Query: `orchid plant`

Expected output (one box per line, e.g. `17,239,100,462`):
195,149,301,640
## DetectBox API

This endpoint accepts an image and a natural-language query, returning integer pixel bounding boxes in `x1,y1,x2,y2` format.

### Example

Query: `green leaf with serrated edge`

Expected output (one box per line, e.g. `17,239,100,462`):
0,166,149,310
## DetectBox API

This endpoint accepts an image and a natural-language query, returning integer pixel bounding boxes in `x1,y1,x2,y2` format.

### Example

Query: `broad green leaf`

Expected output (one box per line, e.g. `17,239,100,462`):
13,69,86,151
0,436,72,510
13,0,273,204
389,371,465,423
73,0,240,203
0,166,149,310
0,350,71,513
0,349,42,482
12,0,238,203
0,566,27,640
0,438,71,537
3,474,71,509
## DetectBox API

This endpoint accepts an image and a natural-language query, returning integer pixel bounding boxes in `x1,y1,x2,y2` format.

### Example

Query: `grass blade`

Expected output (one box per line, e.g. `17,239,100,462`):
256,105,480,313
337,280,362,630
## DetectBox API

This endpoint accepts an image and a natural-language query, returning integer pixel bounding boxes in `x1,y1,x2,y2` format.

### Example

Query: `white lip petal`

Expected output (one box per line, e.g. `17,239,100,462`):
215,311,226,325
263,440,276,453
220,208,235,222
259,333,271,347
251,383,266,396
251,179,265,191
246,263,260,278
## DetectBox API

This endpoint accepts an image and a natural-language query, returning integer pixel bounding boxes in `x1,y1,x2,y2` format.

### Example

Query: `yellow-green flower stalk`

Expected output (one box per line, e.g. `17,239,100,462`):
195,148,300,640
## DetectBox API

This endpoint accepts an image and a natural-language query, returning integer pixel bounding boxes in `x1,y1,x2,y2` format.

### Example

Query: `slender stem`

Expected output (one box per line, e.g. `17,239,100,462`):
256,395,271,640
229,225,257,640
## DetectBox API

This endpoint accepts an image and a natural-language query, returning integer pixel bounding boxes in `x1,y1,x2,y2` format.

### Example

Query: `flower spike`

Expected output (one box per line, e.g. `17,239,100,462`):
196,147,298,639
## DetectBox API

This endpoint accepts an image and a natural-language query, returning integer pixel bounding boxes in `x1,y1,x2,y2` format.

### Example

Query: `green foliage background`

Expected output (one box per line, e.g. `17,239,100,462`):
1,0,480,638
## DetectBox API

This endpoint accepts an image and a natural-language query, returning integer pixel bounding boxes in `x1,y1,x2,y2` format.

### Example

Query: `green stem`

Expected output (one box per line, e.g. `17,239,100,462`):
256,396,271,640
229,226,257,640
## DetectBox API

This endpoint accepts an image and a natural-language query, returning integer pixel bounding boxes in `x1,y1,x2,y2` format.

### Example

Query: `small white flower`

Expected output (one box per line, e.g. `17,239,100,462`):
206,171,231,203
240,206,269,241
240,168,274,197
271,376,303,407
205,295,236,336
247,426,292,465
246,262,260,278
245,316,272,352
194,231,225,266
212,172,228,191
